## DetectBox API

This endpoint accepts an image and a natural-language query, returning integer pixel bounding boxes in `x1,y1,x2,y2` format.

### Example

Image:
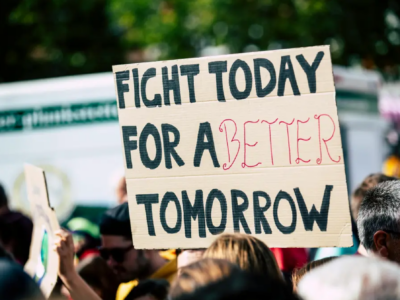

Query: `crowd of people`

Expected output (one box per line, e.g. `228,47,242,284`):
2,172,400,299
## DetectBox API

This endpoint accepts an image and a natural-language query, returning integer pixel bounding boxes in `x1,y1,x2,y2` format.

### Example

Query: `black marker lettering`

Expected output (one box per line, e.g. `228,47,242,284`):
139,123,162,169
182,190,206,238
141,68,162,107
229,59,252,100
162,65,181,105
294,185,332,231
206,189,227,234
180,64,200,103
116,71,129,109
253,58,276,97
161,123,184,169
273,190,297,234
278,55,300,97
193,122,220,168
132,68,141,108
122,126,137,169
208,61,227,102
136,194,159,236
160,192,182,234
296,51,325,93
231,189,251,234
253,191,272,234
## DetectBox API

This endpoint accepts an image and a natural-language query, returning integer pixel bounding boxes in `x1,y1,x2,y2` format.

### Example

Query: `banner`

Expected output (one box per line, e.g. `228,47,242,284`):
113,46,352,249
24,164,60,298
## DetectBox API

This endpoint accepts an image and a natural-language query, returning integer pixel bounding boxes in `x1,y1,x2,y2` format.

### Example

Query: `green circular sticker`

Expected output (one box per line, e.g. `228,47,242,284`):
33,228,49,285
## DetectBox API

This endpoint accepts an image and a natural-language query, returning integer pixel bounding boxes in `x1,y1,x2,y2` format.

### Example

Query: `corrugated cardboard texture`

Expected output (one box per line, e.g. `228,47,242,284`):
113,45,352,249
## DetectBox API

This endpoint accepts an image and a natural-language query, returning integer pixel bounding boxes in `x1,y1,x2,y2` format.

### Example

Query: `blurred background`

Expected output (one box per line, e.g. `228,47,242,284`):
1,0,400,224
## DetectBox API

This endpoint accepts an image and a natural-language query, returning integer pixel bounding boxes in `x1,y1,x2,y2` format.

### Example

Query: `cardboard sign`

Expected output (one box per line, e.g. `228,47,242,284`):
113,46,352,249
24,164,60,298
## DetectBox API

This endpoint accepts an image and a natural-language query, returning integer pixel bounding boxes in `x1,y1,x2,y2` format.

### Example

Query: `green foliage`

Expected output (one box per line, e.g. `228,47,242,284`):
107,0,214,59
1,0,400,82
1,0,124,82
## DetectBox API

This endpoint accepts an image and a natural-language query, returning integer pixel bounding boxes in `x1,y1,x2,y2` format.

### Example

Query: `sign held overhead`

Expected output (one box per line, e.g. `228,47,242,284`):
24,164,60,298
113,46,352,249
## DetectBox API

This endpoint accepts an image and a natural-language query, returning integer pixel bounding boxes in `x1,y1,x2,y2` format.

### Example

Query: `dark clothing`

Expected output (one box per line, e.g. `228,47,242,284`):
0,259,45,300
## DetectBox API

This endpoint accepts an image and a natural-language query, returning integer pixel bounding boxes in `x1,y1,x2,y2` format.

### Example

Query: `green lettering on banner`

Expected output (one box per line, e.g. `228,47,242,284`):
0,101,118,133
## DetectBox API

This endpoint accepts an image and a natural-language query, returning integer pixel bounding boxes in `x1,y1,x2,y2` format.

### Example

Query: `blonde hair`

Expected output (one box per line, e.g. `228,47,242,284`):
203,233,281,280
169,258,239,299
292,257,336,291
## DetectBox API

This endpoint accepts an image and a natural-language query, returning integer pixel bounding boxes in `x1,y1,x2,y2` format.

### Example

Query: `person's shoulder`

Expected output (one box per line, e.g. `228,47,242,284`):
0,259,45,300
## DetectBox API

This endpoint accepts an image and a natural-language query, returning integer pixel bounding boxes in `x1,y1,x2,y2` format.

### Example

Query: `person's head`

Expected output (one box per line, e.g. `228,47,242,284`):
0,212,33,265
170,258,239,298
291,257,336,292
99,202,162,282
0,184,7,209
116,177,127,204
177,249,205,274
351,173,397,221
203,233,281,280
67,217,100,259
357,180,400,263
0,259,45,300
76,255,120,300
298,256,400,300
125,279,169,300
173,268,298,300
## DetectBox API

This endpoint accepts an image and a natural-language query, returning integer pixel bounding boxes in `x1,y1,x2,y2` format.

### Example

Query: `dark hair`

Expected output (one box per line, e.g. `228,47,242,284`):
99,202,132,238
352,173,397,220
0,212,33,264
0,184,7,208
125,279,169,300
173,269,298,300
358,180,400,250
170,258,239,298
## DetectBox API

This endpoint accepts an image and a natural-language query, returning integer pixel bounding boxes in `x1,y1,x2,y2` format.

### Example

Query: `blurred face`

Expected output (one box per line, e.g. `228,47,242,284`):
101,235,151,282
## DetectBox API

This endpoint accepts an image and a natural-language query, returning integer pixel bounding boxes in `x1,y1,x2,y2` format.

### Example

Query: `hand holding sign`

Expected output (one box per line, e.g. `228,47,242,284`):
54,229,103,300
24,164,60,298
113,46,352,249
54,229,75,281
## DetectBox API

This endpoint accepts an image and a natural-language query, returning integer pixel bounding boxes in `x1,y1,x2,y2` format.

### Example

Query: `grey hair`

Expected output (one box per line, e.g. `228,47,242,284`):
298,256,400,300
357,180,400,250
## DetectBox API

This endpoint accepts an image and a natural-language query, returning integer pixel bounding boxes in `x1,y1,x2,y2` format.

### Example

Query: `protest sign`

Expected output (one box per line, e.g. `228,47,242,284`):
113,45,352,249
24,164,60,298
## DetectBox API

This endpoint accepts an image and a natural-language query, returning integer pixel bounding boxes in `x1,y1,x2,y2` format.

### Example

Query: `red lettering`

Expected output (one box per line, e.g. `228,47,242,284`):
242,120,261,168
314,114,341,164
219,119,241,170
261,118,278,165
279,119,295,164
296,118,311,164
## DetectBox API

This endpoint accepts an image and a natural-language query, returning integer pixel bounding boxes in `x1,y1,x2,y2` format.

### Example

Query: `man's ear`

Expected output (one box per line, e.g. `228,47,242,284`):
373,230,390,258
